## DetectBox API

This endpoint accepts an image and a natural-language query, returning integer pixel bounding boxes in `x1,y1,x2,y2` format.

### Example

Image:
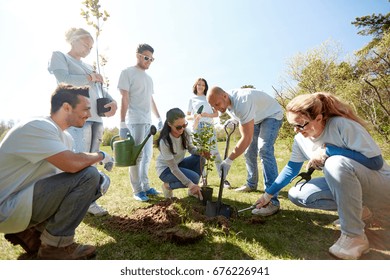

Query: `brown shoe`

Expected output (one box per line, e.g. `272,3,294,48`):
37,243,96,260
4,227,41,254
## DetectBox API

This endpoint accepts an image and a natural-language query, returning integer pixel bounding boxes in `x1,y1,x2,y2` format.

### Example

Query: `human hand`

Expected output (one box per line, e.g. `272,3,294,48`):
157,118,163,131
225,118,239,130
220,158,233,177
307,145,328,170
254,192,273,208
189,184,203,200
120,122,130,139
90,73,104,83
104,101,118,117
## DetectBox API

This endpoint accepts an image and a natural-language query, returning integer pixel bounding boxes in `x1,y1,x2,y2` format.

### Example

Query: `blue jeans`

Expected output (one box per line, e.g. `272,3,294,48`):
30,166,101,247
244,118,282,206
288,156,390,236
127,123,153,194
159,155,202,189
67,121,104,153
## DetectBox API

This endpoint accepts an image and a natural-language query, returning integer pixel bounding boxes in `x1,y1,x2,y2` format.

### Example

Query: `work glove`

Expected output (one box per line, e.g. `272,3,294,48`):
220,158,233,178
99,151,114,171
120,122,130,139
157,118,163,131
307,144,328,170
225,118,239,130
254,192,273,208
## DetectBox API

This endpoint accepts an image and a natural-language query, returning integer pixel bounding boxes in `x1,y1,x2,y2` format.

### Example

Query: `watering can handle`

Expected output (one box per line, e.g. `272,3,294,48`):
110,135,121,151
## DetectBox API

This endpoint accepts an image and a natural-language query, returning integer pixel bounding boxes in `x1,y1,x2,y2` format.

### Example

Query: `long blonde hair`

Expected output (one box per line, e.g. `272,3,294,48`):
286,92,367,128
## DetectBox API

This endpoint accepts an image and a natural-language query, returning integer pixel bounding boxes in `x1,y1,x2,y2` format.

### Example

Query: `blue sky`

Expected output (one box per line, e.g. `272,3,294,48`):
0,0,388,128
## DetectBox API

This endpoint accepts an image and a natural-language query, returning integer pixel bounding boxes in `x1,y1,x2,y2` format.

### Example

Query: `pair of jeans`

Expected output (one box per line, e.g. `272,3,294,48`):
30,166,101,247
127,123,153,194
159,155,202,189
67,121,104,153
288,156,390,236
244,118,282,206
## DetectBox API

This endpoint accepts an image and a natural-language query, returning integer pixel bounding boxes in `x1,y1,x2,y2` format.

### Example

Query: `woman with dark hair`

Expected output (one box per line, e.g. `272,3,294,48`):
252,92,390,260
186,78,230,188
155,108,205,199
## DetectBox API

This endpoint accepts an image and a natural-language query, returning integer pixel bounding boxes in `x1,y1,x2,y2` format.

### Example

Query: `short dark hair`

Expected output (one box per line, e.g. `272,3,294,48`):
137,43,154,54
51,83,89,114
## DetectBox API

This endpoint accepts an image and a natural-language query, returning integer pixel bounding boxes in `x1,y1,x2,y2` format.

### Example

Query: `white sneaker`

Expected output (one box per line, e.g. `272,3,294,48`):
251,203,279,216
329,233,370,260
87,201,108,216
332,206,372,229
161,183,173,198
235,185,254,192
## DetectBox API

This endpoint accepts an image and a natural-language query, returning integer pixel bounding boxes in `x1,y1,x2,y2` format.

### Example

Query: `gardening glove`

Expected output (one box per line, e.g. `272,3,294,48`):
254,192,273,208
307,144,328,170
120,122,130,139
225,118,239,130
220,158,233,178
157,117,163,131
99,151,114,172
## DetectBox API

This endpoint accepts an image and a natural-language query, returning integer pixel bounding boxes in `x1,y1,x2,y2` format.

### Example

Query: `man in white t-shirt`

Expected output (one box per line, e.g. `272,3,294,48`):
207,86,284,216
0,84,113,259
118,44,163,202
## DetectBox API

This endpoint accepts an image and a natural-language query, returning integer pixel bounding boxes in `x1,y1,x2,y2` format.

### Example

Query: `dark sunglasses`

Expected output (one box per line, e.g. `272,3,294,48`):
174,122,188,130
138,54,155,62
292,121,309,131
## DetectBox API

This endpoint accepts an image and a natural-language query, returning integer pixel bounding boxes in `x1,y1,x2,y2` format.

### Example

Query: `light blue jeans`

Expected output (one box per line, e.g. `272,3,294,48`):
244,118,282,206
30,166,101,247
127,123,153,195
159,155,202,189
288,156,390,237
67,121,104,153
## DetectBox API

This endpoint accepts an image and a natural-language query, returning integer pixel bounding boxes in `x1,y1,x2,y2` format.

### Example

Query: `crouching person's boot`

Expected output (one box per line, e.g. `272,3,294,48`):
37,230,96,260
4,227,41,254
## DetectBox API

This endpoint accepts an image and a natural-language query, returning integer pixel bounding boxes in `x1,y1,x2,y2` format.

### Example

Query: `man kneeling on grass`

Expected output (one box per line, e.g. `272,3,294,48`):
0,84,113,259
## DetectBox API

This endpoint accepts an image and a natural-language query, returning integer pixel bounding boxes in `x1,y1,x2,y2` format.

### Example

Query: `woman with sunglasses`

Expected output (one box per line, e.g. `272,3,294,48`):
187,78,230,188
155,108,206,199
252,92,390,260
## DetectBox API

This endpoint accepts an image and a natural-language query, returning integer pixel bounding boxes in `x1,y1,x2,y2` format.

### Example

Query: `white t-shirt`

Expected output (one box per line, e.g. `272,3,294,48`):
0,117,72,233
290,116,390,175
187,95,214,124
227,88,283,125
117,66,154,124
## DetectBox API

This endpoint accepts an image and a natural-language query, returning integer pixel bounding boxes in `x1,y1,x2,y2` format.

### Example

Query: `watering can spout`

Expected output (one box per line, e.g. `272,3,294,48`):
111,125,157,167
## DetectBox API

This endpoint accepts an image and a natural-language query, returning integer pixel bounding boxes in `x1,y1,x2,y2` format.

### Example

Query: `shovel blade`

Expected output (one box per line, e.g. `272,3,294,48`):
205,201,232,219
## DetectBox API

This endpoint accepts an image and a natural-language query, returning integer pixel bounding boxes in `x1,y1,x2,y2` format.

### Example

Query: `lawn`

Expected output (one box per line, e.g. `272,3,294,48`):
0,138,389,260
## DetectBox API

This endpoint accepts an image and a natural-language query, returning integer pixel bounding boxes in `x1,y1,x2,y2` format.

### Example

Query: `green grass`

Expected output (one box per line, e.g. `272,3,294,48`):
0,138,388,260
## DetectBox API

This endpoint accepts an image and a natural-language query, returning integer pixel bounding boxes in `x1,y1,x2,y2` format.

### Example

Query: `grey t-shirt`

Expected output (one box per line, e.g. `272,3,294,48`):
0,117,72,233
227,88,283,124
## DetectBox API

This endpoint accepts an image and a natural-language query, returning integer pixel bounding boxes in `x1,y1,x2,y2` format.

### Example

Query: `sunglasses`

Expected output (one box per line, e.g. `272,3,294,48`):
138,53,155,62
173,122,188,130
292,121,309,131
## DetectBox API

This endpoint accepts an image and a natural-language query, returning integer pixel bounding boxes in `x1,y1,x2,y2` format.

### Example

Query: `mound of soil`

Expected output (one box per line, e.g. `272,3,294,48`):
105,199,232,244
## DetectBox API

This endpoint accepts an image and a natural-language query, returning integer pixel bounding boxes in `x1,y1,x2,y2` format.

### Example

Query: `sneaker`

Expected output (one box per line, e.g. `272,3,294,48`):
133,191,149,202
235,184,254,192
4,227,41,254
37,242,96,260
223,180,231,188
332,206,372,229
88,201,108,216
251,203,280,216
98,171,110,195
161,183,173,199
329,233,370,260
145,187,161,196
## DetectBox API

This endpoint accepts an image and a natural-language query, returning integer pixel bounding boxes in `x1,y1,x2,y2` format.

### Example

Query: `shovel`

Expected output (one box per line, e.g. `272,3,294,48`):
290,167,315,190
205,122,236,218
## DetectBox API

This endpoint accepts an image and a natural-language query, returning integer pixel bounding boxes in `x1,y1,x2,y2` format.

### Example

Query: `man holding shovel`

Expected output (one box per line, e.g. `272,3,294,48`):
207,86,283,216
